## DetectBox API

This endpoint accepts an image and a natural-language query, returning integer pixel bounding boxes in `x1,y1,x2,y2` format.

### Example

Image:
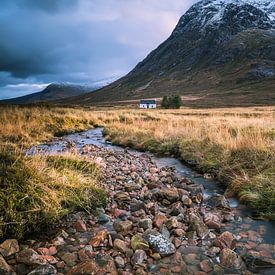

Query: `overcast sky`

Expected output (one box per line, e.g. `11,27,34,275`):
0,0,197,99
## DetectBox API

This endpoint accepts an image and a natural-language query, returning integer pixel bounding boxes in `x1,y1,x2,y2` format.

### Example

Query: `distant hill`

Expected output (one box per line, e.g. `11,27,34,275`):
1,83,98,104
64,0,275,107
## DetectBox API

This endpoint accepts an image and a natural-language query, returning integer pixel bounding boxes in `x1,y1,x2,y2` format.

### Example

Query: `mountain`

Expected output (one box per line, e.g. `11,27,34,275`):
2,83,99,104
66,0,275,107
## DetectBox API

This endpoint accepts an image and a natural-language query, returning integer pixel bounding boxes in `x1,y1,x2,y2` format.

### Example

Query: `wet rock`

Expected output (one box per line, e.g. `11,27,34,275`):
113,220,132,235
74,219,87,232
131,250,147,266
144,230,176,257
199,259,213,273
181,195,192,207
206,194,230,209
0,255,13,274
243,254,275,271
89,229,108,247
213,231,236,249
138,219,152,230
27,263,57,275
158,188,179,203
204,213,221,229
114,256,125,268
0,239,19,257
220,248,244,269
67,255,118,275
98,213,111,224
114,239,130,254
131,235,149,251
153,213,167,229
60,252,77,266
188,211,209,239
17,249,46,266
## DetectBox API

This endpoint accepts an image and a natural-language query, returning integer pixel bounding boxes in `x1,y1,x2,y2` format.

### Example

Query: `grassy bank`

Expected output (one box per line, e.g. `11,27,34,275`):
0,105,274,235
102,108,275,219
0,106,107,239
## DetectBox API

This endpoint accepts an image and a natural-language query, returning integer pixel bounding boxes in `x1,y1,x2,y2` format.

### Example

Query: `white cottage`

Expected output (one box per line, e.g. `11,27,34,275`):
139,99,157,109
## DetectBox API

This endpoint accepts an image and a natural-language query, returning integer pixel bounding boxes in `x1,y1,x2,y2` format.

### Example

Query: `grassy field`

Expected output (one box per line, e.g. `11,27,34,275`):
0,106,274,238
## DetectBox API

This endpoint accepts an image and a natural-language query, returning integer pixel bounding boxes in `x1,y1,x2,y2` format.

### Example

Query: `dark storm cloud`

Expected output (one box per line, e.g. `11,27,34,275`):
0,0,198,99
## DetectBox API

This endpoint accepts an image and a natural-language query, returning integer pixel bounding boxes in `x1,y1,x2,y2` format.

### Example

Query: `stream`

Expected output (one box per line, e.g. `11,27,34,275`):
26,127,275,274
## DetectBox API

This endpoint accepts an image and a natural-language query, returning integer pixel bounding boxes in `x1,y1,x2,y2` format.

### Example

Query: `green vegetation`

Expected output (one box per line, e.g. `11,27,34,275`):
161,95,183,109
0,150,106,239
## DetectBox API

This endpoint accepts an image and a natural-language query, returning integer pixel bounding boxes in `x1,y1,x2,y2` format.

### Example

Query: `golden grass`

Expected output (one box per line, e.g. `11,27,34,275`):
0,105,274,221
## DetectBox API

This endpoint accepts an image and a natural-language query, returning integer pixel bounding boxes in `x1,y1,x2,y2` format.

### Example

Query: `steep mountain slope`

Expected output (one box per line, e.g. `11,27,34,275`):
2,83,97,104
68,0,275,107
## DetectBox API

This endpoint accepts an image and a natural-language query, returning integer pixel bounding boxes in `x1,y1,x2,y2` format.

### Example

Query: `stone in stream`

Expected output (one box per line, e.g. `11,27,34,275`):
67,255,118,275
242,254,275,271
0,255,13,274
219,248,244,269
27,263,57,275
205,194,231,210
204,212,221,229
187,210,209,239
0,239,19,257
143,230,176,257
213,231,236,250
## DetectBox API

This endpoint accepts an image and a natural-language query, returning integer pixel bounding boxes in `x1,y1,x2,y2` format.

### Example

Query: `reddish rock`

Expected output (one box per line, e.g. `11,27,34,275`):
67,256,118,275
74,219,87,232
0,239,19,257
0,255,13,273
174,228,185,237
113,220,132,235
153,213,167,228
204,213,221,229
220,248,243,269
200,259,213,273
41,255,58,264
17,249,46,265
113,208,128,218
89,229,108,247
213,231,236,249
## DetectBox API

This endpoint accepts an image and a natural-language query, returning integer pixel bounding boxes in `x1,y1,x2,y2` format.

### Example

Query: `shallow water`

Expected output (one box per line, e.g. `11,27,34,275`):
27,127,275,272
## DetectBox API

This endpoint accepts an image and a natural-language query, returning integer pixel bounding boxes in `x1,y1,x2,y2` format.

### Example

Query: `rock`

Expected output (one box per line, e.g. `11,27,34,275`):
114,192,130,202
206,194,230,209
60,252,77,266
0,239,19,257
159,188,179,202
220,248,243,269
151,253,161,260
166,217,178,230
74,219,87,232
113,220,132,235
188,211,209,239
144,230,176,257
131,250,147,266
17,249,46,266
98,213,111,224
0,255,13,274
114,256,125,268
67,255,118,275
168,202,184,216
89,229,108,247
213,231,236,249
37,247,57,256
131,235,149,251
174,229,185,237
243,254,275,270
204,213,221,229
113,239,129,253
199,259,213,273
139,219,152,230
153,213,167,228
27,263,57,275
181,195,192,207
130,201,146,212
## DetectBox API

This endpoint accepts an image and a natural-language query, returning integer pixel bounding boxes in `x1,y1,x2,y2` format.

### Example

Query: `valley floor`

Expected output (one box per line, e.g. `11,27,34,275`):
0,105,274,273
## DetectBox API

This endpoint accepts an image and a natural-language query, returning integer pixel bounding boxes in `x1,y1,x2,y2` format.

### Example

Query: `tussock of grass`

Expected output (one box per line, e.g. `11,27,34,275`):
0,151,106,239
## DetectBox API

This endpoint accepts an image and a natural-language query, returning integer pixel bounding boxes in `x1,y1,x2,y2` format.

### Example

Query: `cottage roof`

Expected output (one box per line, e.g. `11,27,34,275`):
140,99,156,104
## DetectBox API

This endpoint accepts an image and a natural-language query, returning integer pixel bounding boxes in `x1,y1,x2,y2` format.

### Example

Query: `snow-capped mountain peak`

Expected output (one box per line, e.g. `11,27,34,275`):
173,0,274,36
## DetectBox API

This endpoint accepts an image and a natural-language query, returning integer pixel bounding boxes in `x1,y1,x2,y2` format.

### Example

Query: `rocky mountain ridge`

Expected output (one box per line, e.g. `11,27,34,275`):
66,0,275,107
